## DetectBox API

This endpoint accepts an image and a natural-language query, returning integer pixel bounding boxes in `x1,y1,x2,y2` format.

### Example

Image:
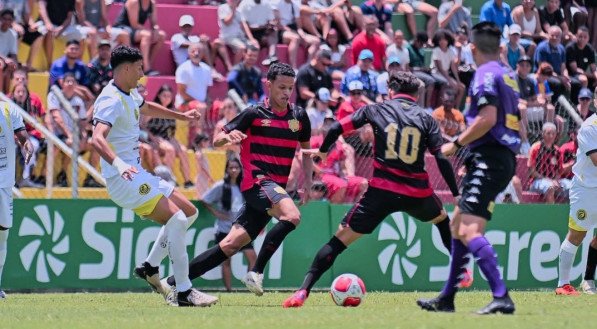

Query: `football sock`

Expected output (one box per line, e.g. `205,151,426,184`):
251,220,296,273
468,236,507,298
584,244,597,280
184,245,229,283
145,209,198,268
164,210,192,292
440,238,469,299
558,239,579,287
300,236,347,293
434,217,452,252
0,229,8,287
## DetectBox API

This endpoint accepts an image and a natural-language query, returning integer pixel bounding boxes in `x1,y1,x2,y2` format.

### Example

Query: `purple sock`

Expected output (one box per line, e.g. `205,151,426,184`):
468,236,507,298
440,238,469,298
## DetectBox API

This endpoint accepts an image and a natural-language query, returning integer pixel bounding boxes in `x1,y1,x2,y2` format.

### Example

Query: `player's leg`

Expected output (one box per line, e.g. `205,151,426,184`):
0,187,13,299
580,236,597,294
556,226,586,296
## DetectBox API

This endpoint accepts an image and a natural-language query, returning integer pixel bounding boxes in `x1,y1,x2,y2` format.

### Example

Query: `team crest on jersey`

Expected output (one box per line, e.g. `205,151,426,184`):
139,183,151,195
288,119,300,132
577,209,587,220
262,119,271,126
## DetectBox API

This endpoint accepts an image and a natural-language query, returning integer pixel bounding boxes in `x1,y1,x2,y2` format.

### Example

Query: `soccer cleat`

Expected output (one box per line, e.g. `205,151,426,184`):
580,280,596,295
476,293,515,315
177,288,219,307
282,289,308,308
133,262,167,296
458,268,474,289
242,271,264,296
0,290,6,300
555,283,581,296
416,296,455,312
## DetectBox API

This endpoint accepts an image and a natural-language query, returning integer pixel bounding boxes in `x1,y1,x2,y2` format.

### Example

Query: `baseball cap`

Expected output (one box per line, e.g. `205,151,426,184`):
348,80,364,91
509,24,522,35
387,56,401,65
517,55,532,64
317,87,331,102
179,15,194,27
98,39,111,47
358,49,374,61
578,88,593,100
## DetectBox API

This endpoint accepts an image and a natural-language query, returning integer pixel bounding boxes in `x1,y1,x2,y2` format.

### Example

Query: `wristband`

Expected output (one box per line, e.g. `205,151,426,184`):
454,139,464,149
112,157,130,176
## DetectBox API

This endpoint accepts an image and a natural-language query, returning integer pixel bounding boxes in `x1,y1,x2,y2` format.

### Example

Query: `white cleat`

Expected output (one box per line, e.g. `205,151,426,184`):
242,271,264,296
580,280,597,295
177,288,219,307
161,278,178,306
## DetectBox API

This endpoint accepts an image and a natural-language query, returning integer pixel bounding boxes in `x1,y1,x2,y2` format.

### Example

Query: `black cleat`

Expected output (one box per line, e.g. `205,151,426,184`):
476,293,515,315
133,262,162,293
416,296,455,312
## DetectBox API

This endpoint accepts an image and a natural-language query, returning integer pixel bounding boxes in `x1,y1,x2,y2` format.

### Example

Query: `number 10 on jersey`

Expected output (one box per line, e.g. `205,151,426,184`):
384,124,420,164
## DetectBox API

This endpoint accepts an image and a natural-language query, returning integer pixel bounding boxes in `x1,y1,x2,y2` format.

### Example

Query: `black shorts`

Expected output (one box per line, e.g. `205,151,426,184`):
215,232,254,251
234,180,291,239
22,25,42,45
341,187,444,234
458,145,516,220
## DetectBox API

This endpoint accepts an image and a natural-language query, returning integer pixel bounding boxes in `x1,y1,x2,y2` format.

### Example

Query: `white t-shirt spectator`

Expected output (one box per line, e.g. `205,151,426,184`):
239,0,274,28
272,0,300,27
385,43,410,69
431,46,457,74
0,28,18,57
47,92,86,135
218,2,244,40
175,60,213,107
170,33,201,66
306,107,332,131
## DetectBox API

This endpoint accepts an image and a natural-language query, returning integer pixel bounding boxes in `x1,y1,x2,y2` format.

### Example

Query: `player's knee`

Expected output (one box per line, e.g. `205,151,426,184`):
219,238,245,256
280,210,301,226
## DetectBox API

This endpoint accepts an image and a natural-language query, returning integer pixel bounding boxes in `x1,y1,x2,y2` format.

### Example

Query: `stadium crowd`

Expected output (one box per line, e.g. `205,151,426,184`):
4,0,597,204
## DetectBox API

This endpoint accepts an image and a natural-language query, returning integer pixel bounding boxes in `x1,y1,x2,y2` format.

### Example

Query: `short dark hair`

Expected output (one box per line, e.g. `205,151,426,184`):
388,71,420,95
66,39,80,47
432,29,455,47
415,31,428,44
246,44,259,52
266,62,296,81
471,22,501,54
316,49,332,60
63,72,77,81
110,45,143,70
577,25,590,34
0,8,14,18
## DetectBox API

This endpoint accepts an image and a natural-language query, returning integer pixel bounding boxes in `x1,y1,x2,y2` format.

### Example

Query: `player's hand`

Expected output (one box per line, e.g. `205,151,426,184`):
23,139,34,165
441,142,458,156
121,166,139,181
182,109,202,121
302,148,327,162
227,130,247,144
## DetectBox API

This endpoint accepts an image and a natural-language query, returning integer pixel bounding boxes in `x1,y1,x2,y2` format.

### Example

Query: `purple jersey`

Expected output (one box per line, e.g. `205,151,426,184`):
466,61,521,153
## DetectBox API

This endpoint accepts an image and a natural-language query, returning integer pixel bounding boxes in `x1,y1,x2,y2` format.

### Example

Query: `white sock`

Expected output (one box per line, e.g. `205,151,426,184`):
165,210,192,292
558,239,579,287
0,230,8,288
145,209,198,267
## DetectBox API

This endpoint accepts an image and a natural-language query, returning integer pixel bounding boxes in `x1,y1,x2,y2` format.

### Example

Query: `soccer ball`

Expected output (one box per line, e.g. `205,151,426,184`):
330,273,366,307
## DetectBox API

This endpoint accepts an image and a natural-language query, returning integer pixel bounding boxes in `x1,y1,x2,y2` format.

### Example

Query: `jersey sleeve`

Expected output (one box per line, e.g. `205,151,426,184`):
298,108,311,143
473,70,500,110
131,88,146,108
201,181,224,204
578,124,597,156
8,103,25,132
93,94,123,127
222,106,256,133
338,105,370,133
426,115,443,154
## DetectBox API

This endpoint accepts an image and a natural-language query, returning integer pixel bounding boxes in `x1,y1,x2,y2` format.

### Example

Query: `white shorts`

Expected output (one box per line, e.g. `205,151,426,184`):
0,187,13,228
568,185,597,232
106,168,175,216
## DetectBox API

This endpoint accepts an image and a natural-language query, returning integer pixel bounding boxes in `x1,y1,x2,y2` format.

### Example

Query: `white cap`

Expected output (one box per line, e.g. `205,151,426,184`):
317,87,331,102
509,24,522,35
348,80,364,91
179,15,194,27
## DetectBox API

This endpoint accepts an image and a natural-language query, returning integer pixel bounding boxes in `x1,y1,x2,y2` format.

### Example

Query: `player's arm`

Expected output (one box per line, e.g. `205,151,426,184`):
139,100,201,122
91,122,138,181
442,104,497,156
214,106,254,147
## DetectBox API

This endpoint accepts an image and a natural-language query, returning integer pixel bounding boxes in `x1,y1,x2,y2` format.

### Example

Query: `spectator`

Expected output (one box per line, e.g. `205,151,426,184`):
193,133,214,197
0,8,17,94
11,82,44,188
360,0,393,41
76,0,130,48
212,97,240,154
479,0,513,33
395,0,438,41
49,40,94,103
501,24,526,70
566,26,596,92
46,73,88,187
539,0,575,42
561,0,588,35
320,28,347,80
430,29,464,108
0,0,43,72
171,15,201,67
304,0,363,42
113,0,166,76
227,45,264,105
36,0,84,69
86,39,112,96
385,30,410,71
588,0,597,49
351,15,386,71
146,84,195,189
306,87,333,132
528,122,572,203
407,31,436,108
217,0,252,70
201,157,257,292
534,26,572,101
295,49,334,109
337,80,367,120
576,87,593,120
175,43,213,146
342,49,379,101
560,127,578,180
454,24,475,90
432,89,465,140
376,56,402,100
238,0,278,66
511,0,547,57
437,0,472,35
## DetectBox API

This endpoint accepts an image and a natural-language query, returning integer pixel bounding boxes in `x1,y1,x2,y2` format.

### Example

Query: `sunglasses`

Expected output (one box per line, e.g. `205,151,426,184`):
350,91,362,95
579,98,591,101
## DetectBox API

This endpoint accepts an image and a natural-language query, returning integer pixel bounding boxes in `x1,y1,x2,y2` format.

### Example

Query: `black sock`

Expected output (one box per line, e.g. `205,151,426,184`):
252,221,296,273
434,217,452,252
584,245,597,280
299,236,347,293
167,244,229,286
141,261,159,276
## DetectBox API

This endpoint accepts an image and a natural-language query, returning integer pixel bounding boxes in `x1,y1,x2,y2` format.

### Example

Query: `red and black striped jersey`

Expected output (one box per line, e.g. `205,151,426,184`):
223,100,311,191
326,95,443,197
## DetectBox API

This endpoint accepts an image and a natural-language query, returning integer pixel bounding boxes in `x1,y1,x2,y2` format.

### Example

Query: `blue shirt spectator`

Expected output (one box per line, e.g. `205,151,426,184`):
227,46,264,105
49,40,89,87
341,63,379,101
479,0,513,32
360,0,393,29
534,40,566,75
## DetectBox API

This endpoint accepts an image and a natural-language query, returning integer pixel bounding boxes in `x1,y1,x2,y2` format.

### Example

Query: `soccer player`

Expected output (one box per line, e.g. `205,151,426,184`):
91,45,216,307
158,62,313,297
555,113,597,296
282,70,461,308
417,22,520,315
0,100,34,300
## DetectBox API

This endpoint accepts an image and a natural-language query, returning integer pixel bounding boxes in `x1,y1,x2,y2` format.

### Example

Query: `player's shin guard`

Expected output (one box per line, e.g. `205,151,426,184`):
252,220,296,273
440,238,469,298
0,229,8,287
165,210,192,292
584,244,597,280
300,236,347,293
145,208,198,267
468,236,507,298
558,239,579,287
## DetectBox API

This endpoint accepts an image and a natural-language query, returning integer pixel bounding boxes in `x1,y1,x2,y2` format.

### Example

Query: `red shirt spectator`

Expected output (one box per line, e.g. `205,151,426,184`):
10,85,45,140
528,141,563,181
351,16,386,71
560,130,578,179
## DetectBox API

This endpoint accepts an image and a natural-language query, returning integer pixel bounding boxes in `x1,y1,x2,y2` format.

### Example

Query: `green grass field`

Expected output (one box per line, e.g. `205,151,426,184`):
1,291,592,329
